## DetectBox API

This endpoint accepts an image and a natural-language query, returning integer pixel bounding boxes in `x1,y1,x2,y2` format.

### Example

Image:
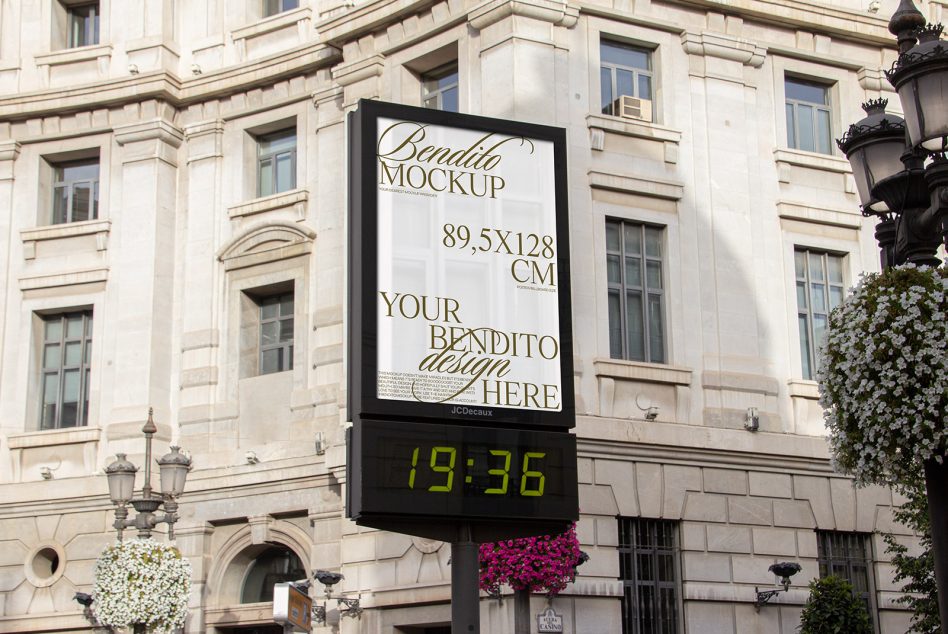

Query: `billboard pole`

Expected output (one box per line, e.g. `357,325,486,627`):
452,524,480,634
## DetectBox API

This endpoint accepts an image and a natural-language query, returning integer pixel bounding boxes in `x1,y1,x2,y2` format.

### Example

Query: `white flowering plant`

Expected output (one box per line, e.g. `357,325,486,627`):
818,264,947,485
93,538,191,633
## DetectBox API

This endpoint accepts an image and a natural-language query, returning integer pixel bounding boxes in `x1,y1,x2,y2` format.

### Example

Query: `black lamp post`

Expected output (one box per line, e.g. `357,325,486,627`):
836,1,948,627
105,408,192,540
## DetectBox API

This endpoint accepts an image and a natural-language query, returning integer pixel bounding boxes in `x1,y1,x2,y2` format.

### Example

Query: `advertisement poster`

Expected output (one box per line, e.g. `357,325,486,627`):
374,117,562,413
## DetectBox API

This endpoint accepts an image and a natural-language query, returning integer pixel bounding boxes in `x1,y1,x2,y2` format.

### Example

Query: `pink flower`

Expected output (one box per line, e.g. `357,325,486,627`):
478,523,584,596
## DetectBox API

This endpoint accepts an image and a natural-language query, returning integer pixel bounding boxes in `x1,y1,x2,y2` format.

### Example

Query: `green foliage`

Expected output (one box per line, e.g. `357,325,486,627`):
798,576,872,634
883,476,941,633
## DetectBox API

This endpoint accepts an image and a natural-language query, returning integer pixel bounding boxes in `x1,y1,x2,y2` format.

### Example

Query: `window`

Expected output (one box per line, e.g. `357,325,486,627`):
601,40,653,118
39,311,92,430
240,546,305,603
422,64,459,112
51,159,99,224
66,2,99,48
257,128,297,197
785,77,833,154
263,0,299,17
258,292,294,374
619,518,680,634
607,220,665,363
795,249,845,380
816,531,876,626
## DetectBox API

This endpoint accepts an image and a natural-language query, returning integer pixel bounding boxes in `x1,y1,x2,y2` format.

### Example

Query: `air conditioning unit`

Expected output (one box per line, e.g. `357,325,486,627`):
616,95,653,122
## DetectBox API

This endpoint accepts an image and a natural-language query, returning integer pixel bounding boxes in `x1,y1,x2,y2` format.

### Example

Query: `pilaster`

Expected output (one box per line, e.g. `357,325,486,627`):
469,0,578,123
179,120,224,416
332,54,384,110
0,141,20,447
680,24,776,393
107,118,182,432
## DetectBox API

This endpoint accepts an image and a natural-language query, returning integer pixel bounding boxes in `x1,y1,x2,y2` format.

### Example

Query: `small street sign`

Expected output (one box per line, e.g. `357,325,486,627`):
537,606,564,633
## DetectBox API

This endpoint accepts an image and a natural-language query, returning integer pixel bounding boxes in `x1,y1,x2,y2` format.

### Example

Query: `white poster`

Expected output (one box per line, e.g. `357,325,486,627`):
375,117,562,412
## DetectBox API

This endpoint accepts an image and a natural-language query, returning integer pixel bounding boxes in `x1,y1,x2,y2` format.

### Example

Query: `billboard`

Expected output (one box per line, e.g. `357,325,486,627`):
347,100,577,538
349,100,574,429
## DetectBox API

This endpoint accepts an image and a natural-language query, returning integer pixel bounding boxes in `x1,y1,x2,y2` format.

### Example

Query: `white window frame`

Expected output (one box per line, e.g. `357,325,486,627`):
256,127,297,198
794,247,846,381
422,63,459,112
785,75,834,155
600,39,654,119
50,158,100,224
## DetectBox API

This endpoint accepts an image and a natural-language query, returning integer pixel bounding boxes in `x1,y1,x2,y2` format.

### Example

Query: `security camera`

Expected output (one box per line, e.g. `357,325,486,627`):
74,592,93,607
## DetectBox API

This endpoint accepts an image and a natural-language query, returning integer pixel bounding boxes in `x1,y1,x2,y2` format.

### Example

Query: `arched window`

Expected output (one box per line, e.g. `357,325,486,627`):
240,545,305,604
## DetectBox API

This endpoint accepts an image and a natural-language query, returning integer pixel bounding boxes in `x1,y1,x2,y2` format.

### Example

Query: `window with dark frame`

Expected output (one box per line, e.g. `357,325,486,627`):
619,518,680,634
40,311,92,430
607,219,666,364
263,0,299,17
795,248,845,380
785,76,833,154
258,292,294,375
816,531,877,627
257,128,297,197
52,159,99,225
66,2,99,48
239,546,306,603
601,40,653,118
422,64,459,112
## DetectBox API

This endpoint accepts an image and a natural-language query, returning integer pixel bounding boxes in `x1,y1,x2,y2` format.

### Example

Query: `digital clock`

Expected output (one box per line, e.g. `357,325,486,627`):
349,419,578,523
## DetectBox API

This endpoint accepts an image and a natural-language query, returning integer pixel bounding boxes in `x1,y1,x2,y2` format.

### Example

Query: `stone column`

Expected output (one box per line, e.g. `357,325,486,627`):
108,113,182,440
174,522,214,634
680,18,773,428
469,0,578,125
177,120,224,455
0,140,20,441
332,53,384,111
310,86,348,440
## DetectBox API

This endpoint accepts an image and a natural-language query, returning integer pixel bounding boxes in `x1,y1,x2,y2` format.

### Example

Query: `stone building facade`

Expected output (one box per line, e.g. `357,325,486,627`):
0,0,938,632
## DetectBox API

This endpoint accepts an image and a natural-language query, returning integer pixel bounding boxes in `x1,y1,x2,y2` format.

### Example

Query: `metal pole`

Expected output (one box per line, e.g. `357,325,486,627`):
514,588,530,634
923,457,948,630
452,525,480,634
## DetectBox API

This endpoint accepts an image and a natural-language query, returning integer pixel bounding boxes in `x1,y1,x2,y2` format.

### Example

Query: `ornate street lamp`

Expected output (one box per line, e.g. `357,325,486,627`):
836,1,948,627
105,409,192,540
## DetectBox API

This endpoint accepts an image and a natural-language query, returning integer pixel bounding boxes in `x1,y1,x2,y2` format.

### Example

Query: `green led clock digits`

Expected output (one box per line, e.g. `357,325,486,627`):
408,447,420,488
520,452,546,496
484,450,511,494
429,447,456,492
406,446,547,497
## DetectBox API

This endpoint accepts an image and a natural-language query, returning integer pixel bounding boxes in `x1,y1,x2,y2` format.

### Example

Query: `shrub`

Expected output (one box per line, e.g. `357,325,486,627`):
799,575,872,634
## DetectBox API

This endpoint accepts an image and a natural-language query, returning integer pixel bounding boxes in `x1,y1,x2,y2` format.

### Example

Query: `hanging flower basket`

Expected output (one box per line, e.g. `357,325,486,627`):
93,539,191,633
478,523,585,597
818,264,948,485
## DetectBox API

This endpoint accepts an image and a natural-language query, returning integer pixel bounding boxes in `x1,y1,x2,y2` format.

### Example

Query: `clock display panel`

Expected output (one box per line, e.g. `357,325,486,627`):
352,419,578,522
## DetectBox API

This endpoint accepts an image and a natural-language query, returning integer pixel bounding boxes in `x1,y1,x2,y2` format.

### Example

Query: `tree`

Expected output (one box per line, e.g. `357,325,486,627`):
799,576,872,634
883,476,940,633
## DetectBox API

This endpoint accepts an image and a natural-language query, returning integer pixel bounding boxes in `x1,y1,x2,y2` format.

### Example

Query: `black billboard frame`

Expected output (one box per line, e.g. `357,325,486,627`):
348,99,575,431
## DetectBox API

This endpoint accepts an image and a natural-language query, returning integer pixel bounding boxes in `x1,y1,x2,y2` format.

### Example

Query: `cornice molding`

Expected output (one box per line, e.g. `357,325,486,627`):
681,31,766,68
468,0,579,31
114,118,184,148
0,140,21,162
0,43,340,121
331,53,385,87
661,0,896,45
